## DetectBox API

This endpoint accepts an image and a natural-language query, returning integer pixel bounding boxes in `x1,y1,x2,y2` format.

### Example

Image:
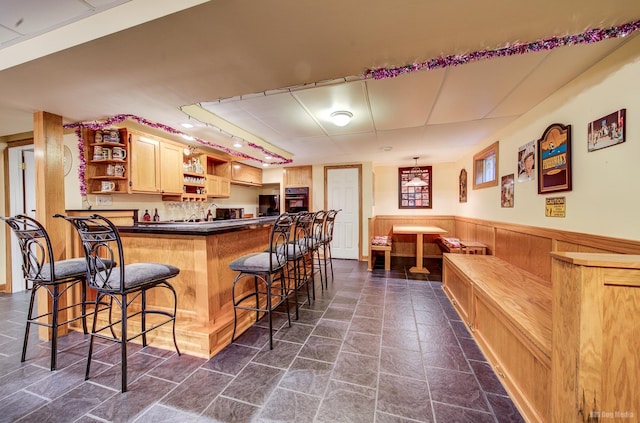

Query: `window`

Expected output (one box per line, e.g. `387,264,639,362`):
473,141,499,189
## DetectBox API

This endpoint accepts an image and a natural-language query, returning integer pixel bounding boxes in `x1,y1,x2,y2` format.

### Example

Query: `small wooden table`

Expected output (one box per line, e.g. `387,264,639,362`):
392,225,447,273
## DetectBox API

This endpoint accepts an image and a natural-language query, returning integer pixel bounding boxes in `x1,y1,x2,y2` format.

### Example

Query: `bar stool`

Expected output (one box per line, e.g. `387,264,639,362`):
287,212,314,318
319,209,339,286
311,210,328,289
230,213,293,349
56,214,181,392
1,214,92,371
295,211,319,300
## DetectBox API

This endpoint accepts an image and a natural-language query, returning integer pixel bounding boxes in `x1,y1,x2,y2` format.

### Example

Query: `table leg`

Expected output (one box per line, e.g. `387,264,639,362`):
409,233,429,274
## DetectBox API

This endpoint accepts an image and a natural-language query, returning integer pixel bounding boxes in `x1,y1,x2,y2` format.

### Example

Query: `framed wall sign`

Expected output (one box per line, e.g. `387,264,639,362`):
537,123,572,194
588,109,626,152
459,169,467,203
398,166,432,209
501,174,514,207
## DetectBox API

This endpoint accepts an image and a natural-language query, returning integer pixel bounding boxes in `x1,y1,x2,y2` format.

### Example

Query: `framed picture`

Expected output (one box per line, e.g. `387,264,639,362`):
588,109,626,152
537,123,572,194
398,166,432,209
459,169,467,203
517,141,535,182
501,174,514,208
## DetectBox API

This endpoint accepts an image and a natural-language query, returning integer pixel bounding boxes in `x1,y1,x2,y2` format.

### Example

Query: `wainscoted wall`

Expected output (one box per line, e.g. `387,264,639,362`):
370,214,640,284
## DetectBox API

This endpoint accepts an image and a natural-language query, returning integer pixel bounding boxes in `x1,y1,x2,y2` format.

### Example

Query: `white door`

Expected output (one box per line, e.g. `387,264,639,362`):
7,146,36,292
326,167,359,259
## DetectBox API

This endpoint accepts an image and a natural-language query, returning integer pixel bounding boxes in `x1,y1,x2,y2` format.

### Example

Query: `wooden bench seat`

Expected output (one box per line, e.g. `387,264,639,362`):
442,254,552,423
368,235,392,271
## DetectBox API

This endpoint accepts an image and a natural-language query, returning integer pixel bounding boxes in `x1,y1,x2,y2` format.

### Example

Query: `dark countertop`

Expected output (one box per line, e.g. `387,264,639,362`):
117,216,278,236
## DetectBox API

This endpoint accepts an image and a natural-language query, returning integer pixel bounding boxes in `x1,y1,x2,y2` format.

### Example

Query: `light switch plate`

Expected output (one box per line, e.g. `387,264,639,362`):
95,195,113,206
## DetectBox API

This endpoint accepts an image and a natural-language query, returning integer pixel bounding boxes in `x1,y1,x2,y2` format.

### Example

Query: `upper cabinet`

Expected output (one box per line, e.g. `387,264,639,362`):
231,162,262,186
207,154,231,197
283,166,312,188
83,127,233,200
83,127,130,194
129,131,161,193
159,141,184,195
129,130,185,195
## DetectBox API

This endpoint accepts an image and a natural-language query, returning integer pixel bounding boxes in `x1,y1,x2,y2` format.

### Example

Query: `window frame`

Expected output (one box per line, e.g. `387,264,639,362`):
473,141,499,190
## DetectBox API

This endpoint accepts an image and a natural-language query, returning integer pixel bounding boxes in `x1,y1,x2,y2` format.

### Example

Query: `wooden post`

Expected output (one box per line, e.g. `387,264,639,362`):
33,111,67,339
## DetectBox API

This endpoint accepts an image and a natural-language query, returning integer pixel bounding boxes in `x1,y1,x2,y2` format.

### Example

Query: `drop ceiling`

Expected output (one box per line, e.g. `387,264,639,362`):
1,0,639,168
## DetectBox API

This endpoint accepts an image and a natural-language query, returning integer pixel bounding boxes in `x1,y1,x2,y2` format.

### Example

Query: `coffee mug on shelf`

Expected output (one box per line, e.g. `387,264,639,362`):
93,145,103,160
106,163,115,176
114,164,125,177
101,181,116,192
102,148,112,160
112,147,126,160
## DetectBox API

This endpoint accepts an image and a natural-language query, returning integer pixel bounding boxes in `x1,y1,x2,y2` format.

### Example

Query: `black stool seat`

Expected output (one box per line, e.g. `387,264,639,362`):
91,262,179,292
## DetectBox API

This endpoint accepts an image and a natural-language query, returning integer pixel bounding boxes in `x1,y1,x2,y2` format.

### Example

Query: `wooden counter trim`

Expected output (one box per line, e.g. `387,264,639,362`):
550,251,640,269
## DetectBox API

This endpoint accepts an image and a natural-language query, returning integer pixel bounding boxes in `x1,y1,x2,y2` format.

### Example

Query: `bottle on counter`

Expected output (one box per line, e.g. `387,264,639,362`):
206,209,213,221
143,209,151,222
153,208,160,222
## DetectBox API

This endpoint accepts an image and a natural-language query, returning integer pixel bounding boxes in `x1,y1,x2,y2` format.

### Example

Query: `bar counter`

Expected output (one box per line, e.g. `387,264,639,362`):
64,212,278,358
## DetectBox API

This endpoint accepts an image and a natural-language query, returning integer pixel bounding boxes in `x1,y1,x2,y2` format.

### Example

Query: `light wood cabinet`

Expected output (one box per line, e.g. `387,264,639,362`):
159,141,184,195
206,155,231,197
231,162,262,186
83,128,129,194
129,131,161,193
550,252,640,423
283,165,312,187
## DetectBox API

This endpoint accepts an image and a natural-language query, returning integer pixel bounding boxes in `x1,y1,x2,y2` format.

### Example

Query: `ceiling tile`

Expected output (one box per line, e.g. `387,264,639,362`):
427,51,549,125
292,81,375,135
0,0,90,35
367,68,445,130
487,37,628,118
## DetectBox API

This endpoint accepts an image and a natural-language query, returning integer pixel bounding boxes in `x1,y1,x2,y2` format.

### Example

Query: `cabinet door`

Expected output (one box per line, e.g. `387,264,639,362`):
284,166,312,187
207,175,231,198
130,134,161,193
160,142,183,194
219,178,230,196
232,163,262,185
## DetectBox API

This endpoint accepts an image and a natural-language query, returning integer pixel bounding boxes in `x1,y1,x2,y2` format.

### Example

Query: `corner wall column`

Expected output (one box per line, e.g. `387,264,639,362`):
33,111,67,339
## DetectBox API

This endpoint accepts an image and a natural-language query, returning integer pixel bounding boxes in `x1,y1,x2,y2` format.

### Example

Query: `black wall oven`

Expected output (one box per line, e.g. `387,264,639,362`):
284,187,309,213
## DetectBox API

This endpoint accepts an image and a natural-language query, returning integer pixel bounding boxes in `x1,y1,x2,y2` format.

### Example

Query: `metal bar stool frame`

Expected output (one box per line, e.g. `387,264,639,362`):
56,214,181,392
286,212,314,318
1,214,91,371
230,213,293,349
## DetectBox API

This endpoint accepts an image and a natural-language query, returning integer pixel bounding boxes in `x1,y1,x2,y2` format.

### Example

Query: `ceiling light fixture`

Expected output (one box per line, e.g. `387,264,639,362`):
232,138,243,148
404,157,428,187
330,110,353,127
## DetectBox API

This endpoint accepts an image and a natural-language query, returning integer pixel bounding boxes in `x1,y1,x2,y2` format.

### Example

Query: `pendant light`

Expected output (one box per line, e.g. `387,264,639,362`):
405,157,428,187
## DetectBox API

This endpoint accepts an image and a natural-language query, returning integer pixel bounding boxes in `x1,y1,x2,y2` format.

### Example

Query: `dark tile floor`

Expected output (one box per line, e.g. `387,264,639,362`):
0,257,524,422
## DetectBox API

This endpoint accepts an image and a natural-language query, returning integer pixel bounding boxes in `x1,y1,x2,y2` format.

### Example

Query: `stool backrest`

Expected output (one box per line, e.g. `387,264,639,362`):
294,212,314,251
324,209,340,242
1,215,57,286
311,210,327,242
270,213,294,270
55,214,123,292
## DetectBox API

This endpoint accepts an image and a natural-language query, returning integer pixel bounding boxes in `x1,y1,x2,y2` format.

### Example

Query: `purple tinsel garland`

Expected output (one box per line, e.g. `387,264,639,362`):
66,20,640,196
363,20,640,79
64,114,292,197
